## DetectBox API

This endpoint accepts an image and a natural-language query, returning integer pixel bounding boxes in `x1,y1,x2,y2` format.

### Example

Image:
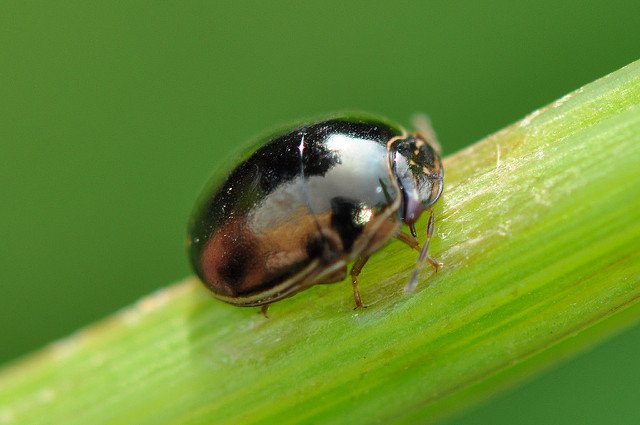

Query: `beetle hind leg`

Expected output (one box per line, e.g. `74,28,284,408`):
350,255,370,309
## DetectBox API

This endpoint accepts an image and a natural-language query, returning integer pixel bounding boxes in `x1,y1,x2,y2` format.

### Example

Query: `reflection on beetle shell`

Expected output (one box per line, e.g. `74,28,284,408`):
188,118,405,304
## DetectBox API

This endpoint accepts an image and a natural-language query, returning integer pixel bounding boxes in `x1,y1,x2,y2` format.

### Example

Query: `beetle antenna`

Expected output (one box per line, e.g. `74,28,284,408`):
412,113,442,155
405,208,435,293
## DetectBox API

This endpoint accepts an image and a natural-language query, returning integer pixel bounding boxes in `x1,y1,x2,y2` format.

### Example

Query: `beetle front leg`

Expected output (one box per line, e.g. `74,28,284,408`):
405,208,441,293
427,255,443,271
423,209,443,271
350,255,370,309
396,227,442,272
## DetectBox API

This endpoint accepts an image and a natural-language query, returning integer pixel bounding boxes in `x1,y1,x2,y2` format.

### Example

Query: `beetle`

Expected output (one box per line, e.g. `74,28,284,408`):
187,114,443,311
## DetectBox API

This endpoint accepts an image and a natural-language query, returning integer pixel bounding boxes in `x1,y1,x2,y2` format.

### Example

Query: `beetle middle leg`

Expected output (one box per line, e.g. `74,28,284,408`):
396,230,419,250
350,255,370,309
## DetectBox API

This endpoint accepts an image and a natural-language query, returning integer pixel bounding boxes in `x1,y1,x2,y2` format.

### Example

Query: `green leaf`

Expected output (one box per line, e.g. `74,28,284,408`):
1,60,639,425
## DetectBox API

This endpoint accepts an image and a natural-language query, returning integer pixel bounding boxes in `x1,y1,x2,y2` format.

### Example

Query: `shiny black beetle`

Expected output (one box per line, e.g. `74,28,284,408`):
187,115,443,310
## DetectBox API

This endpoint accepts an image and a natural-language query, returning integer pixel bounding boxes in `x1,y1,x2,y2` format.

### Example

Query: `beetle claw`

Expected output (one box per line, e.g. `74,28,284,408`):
428,256,443,271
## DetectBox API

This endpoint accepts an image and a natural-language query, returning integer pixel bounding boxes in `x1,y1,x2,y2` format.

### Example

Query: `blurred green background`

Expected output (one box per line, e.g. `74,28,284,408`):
1,1,638,423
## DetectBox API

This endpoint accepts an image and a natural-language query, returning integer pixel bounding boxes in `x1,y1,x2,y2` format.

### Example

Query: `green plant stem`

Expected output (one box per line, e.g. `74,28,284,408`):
1,60,640,425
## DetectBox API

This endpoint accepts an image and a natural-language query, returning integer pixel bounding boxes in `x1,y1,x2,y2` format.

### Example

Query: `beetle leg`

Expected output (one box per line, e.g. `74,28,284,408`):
397,231,442,271
396,231,420,251
350,255,370,309
396,232,443,272
405,208,440,293
259,304,270,318
427,256,443,271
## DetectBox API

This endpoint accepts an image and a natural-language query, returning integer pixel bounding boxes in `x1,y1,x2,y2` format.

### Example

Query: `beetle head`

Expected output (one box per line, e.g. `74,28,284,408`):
390,134,443,225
